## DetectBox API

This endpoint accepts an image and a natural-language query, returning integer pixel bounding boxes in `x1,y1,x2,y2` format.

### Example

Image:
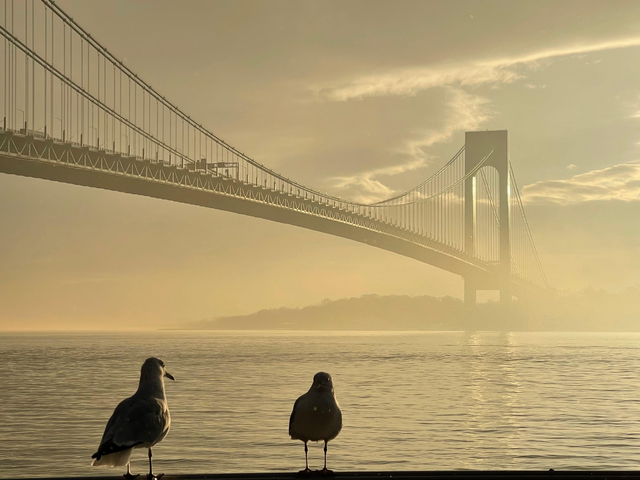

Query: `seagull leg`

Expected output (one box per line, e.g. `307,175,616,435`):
298,441,311,474
147,448,164,480
324,442,327,470
320,441,334,475
123,463,139,480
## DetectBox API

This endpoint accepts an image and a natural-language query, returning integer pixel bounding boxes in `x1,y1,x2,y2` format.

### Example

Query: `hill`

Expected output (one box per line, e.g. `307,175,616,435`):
182,286,640,331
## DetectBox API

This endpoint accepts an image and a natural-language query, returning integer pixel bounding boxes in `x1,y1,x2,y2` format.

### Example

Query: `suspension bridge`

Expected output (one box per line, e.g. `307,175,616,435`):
0,0,547,305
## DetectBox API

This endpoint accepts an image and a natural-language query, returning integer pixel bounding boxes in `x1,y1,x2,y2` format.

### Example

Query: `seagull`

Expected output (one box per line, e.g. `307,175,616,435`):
91,357,174,480
289,372,343,474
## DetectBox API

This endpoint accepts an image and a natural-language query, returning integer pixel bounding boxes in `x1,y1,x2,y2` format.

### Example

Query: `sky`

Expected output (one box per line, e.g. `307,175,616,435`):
1,0,640,330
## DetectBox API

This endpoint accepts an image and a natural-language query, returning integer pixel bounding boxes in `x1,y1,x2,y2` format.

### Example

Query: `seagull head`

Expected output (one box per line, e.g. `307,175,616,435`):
141,357,175,382
312,371,334,393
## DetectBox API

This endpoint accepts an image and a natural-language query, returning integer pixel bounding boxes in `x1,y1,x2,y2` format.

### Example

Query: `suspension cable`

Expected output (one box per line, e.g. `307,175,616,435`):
509,165,549,287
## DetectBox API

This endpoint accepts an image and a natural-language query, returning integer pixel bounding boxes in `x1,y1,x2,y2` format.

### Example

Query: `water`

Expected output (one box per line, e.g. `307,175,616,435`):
1,331,640,478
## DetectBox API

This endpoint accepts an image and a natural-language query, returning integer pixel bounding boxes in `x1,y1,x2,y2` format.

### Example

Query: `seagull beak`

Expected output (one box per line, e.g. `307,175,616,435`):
164,371,175,381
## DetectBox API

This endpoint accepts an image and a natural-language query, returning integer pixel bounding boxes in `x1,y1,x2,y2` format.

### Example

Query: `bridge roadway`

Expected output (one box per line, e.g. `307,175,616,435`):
10,471,637,480
0,130,532,297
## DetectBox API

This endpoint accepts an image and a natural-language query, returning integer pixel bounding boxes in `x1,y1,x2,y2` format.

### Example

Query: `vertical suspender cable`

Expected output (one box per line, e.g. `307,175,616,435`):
31,0,34,130
24,0,27,130
12,0,15,130
49,8,52,135
44,2,46,135
156,96,158,159
80,37,83,144
1,0,5,128
70,23,73,139
62,22,65,138
119,67,122,151
103,54,106,148
97,49,100,147
112,63,115,150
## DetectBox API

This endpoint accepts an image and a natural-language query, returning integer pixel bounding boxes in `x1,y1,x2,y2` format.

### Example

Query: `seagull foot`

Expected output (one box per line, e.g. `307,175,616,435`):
147,474,164,480
319,468,335,476
124,474,140,480
297,468,313,475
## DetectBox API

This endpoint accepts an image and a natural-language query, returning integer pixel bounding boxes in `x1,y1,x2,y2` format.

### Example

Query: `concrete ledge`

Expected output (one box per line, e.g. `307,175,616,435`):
9,471,639,480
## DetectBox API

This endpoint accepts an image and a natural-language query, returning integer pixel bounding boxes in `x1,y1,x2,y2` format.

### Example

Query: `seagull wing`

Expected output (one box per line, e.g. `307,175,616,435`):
93,395,169,460
92,396,141,460
113,396,170,446
330,401,343,440
289,395,303,438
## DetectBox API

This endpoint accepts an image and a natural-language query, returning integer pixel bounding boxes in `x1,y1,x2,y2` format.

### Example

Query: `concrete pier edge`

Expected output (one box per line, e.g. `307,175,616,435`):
7,471,639,480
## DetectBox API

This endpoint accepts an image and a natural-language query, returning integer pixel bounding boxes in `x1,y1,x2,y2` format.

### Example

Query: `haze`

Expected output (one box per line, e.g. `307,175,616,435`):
1,0,639,331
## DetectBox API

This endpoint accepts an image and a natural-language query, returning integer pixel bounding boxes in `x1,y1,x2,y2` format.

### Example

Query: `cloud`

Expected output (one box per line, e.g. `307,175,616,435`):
319,63,520,102
331,175,397,204
332,88,491,203
319,36,640,203
566,164,577,170
318,36,640,102
332,156,424,203
402,88,491,161
521,162,640,204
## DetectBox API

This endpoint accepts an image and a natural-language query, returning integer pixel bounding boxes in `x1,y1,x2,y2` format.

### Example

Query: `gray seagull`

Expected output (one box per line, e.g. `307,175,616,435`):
91,357,174,480
289,372,343,474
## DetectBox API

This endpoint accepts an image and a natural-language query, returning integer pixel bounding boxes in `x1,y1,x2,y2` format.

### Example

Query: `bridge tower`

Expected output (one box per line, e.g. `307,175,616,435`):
464,130,511,306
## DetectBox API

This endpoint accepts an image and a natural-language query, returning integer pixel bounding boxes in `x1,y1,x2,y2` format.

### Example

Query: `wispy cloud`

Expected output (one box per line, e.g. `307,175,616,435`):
403,88,492,161
318,37,640,102
521,162,640,204
319,63,519,102
332,88,491,203
332,157,424,203
332,176,397,204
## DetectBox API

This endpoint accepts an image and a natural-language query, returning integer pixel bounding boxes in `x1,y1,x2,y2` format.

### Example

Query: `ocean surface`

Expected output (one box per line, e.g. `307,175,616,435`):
1,330,640,478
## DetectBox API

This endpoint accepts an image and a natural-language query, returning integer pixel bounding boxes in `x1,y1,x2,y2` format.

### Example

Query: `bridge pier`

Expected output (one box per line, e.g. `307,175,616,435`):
500,287,512,304
464,279,477,308
464,282,513,307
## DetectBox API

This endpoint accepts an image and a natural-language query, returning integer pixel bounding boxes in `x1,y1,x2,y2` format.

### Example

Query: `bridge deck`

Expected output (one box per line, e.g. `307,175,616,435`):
0,130,532,290
0,129,543,296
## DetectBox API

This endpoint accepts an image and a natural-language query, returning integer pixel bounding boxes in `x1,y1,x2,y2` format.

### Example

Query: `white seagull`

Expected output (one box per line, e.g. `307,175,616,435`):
289,372,343,474
91,357,174,480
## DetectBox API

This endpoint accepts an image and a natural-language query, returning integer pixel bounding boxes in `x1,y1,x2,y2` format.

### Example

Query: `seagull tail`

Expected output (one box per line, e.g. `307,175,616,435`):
91,448,133,467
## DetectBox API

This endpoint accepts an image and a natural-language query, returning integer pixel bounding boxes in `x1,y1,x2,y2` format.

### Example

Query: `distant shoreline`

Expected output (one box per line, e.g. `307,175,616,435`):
176,289,640,332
